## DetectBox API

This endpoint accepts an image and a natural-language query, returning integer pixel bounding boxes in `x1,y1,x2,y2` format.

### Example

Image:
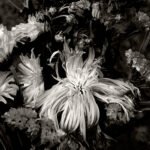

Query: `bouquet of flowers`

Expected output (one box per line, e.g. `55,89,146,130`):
0,0,150,150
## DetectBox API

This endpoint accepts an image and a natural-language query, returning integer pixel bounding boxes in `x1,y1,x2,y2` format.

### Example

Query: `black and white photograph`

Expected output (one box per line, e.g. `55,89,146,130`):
0,0,150,149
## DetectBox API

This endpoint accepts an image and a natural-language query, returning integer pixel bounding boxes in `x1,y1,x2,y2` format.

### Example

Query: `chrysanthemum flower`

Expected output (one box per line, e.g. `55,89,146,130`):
0,25,15,62
36,42,139,140
11,16,44,43
0,71,18,104
17,51,44,107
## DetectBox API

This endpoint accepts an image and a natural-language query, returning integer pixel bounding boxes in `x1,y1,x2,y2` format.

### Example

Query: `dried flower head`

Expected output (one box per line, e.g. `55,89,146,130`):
3,107,38,130
0,25,15,62
17,51,44,107
125,49,150,82
36,42,139,140
0,71,18,104
105,103,134,126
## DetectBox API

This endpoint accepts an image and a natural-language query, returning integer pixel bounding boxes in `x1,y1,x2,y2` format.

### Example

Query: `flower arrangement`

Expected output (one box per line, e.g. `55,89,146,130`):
0,0,150,149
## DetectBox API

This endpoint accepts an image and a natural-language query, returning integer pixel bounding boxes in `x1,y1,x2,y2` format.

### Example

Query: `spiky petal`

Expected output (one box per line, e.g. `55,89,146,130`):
0,25,15,62
0,71,18,104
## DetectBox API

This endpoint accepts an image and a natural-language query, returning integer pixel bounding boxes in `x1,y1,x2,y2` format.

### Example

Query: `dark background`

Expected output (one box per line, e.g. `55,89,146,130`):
0,0,25,29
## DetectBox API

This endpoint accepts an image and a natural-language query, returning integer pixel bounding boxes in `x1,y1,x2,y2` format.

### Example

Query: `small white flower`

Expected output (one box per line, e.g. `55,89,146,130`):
17,51,44,107
0,71,18,104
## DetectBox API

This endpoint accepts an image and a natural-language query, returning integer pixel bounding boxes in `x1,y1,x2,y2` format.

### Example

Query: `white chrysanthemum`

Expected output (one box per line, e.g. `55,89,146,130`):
0,71,18,104
36,42,139,139
0,25,15,62
11,16,44,42
17,51,44,107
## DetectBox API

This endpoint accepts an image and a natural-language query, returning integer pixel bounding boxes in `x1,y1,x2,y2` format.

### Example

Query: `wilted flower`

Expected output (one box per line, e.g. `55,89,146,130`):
0,25,15,62
0,71,18,104
105,103,134,126
125,49,150,82
17,51,44,107
36,42,139,140
11,16,44,43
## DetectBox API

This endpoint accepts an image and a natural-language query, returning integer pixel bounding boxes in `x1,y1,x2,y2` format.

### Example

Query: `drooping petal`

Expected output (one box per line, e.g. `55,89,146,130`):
92,78,138,96
36,83,69,128
84,89,100,127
